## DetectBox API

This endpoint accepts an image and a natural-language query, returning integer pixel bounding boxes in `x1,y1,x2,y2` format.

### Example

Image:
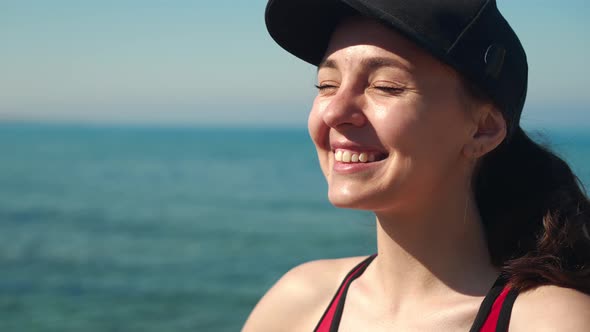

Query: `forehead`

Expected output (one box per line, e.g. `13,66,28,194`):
321,17,455,77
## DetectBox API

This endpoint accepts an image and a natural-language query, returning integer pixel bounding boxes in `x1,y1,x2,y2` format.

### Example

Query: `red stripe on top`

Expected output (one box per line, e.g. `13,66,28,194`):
480,286,511,332
316,262,368,332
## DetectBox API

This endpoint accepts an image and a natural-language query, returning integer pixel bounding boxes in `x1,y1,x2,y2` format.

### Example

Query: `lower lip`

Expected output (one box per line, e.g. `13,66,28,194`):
333,160,382,174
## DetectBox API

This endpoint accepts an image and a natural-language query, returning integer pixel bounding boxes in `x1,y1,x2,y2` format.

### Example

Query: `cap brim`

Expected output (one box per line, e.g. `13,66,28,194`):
265,0,357,66
265,0,447,68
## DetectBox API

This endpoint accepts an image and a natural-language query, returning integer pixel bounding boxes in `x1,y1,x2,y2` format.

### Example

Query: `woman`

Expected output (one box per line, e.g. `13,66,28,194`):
244,0,590,331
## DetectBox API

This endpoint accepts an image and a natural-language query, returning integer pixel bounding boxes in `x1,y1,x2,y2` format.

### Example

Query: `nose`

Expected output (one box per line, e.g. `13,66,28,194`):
321,89,367,129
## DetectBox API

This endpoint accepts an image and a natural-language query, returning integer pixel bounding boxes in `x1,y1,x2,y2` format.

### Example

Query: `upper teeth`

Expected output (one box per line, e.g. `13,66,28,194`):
334,150,377,163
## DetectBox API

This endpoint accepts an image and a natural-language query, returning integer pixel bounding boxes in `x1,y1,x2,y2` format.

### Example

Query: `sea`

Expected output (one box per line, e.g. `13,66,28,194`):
0,122,588,331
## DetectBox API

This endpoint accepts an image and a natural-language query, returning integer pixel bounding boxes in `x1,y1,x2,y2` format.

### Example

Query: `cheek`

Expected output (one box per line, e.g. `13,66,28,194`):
307,100,330,175
307,98,328,150
373,98,463,163
307,104,321,144
405,113,467,173
372,101,422,152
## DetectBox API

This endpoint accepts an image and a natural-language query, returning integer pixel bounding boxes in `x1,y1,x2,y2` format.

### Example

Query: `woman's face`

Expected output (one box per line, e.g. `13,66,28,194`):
308,18,477,213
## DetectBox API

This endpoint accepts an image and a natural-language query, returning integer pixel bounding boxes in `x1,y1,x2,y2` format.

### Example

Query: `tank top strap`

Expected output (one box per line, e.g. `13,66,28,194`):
315,256,519,332
470,277,519,332
314,254,377,332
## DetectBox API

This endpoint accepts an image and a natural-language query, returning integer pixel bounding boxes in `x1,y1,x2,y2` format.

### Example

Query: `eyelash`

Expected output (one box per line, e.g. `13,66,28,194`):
314,84,404,94
375,86,404,93
314,84,337,91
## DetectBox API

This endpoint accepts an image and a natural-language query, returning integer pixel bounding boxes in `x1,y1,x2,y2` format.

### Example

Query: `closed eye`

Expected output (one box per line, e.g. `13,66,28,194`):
376,87,404,93
371,86,405,96
314,84,339,95
315,84,337,90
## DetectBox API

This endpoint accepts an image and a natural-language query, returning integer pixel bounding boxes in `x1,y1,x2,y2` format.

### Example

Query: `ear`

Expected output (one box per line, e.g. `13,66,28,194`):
462,105,507,159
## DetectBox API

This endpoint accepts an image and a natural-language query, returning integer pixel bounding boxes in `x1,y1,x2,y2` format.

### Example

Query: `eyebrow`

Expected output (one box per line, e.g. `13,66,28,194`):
317,56,410,72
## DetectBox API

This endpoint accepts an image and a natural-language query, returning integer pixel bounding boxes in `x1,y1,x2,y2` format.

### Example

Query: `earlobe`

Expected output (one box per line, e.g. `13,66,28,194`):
463,105,507,159
462,143,482,160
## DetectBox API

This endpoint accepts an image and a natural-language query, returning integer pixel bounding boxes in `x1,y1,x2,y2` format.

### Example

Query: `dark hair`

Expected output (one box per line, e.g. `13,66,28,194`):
475,126,590,294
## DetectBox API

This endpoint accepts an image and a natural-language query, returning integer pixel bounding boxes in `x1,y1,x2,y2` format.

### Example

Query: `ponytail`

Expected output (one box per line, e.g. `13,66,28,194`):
475,127,590,293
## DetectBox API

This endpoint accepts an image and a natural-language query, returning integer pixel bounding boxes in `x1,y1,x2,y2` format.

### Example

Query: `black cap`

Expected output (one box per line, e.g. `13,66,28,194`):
265,0,528,133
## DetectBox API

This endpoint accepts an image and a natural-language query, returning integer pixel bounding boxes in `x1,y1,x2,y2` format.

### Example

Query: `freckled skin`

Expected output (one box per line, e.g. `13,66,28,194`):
308,18,475,213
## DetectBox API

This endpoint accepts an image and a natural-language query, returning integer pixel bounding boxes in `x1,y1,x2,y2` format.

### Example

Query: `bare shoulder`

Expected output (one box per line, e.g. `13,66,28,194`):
509,285,590,332
242,256,369,332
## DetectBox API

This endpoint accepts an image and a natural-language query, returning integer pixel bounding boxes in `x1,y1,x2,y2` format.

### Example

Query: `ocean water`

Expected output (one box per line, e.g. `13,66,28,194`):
0,123,588,331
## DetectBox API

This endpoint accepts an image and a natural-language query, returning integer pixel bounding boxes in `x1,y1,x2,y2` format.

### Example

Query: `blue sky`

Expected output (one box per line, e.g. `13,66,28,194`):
1,0,588,127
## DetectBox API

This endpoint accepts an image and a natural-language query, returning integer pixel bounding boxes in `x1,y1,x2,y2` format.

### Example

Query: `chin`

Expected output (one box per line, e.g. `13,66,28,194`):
326,180,407,213
327,188,374,210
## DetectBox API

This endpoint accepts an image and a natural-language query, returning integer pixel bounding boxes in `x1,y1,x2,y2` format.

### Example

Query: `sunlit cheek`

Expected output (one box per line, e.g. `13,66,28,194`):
374,101,427,156
375,118,415,154
373,104,391,121
308,119,324,149
307,100,323,144
308,102,331,178
317,150,330,178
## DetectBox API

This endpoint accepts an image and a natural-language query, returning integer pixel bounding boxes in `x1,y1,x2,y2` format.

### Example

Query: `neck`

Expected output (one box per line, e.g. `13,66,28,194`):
366,183,498,310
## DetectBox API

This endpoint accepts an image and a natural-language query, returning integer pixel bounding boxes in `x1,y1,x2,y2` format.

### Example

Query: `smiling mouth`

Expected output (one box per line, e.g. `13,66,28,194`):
334,149,388,163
